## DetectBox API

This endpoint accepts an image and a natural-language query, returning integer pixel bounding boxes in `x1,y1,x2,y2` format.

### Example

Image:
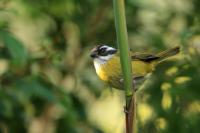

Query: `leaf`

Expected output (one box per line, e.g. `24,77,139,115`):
0,30,28,66
15,78,56,102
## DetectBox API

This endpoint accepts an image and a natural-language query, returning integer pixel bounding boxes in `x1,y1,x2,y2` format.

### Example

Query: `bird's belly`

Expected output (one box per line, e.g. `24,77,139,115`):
93,59,154,90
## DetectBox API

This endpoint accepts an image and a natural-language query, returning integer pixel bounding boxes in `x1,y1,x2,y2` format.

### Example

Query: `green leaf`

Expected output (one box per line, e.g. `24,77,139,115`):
0,30,28,66
15,78,56,102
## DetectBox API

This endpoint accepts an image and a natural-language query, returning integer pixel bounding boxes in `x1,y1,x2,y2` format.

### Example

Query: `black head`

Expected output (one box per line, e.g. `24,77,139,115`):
90,44,117,59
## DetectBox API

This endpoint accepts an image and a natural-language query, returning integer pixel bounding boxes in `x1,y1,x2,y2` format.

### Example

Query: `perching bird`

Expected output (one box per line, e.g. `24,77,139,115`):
90,44,180,90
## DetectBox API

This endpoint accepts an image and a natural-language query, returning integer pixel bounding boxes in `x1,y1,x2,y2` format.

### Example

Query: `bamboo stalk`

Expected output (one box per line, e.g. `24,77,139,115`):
113,0,136,133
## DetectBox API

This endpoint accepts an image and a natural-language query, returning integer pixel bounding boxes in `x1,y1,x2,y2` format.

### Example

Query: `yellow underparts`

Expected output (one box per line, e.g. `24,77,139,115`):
94,56,155,83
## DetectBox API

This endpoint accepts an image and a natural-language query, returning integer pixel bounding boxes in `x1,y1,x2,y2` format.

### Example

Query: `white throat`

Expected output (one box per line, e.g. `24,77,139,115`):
94,54,114,65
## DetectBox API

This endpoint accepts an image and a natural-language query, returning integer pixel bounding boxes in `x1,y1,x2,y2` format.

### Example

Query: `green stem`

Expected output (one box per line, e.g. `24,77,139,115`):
113,0,133,97
113,0,135,133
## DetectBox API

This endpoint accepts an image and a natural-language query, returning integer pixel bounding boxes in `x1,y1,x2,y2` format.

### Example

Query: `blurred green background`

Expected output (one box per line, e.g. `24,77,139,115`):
0,0,200,133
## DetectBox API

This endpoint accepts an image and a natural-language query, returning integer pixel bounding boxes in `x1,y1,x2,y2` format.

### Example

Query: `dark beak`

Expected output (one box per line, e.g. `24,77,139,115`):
90,51,98,58
90,48,98,58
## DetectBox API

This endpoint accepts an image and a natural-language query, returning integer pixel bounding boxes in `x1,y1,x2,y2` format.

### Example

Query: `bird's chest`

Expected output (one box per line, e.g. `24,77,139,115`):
93,58,121,82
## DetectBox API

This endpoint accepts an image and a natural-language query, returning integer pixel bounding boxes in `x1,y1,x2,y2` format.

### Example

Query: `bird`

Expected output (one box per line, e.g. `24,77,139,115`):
90,44,180,90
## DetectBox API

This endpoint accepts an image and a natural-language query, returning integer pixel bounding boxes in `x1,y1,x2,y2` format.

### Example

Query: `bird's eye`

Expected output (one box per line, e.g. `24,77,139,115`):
99,48,107,55
100,48,106,53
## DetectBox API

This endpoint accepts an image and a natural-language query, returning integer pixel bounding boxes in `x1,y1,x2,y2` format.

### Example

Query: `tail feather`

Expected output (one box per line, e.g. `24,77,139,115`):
156,46,180,62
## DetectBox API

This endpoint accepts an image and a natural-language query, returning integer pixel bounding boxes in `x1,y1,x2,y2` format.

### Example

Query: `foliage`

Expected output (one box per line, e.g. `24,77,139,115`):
0,0,199,133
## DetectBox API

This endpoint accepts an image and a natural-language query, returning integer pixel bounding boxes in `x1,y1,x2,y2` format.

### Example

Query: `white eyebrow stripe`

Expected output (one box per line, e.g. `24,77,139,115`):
100,45,116,51
106,47,116,52
100,46,109,49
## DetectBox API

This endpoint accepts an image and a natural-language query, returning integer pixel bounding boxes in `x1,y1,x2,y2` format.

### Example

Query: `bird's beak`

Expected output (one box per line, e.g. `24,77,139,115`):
90,49,98,58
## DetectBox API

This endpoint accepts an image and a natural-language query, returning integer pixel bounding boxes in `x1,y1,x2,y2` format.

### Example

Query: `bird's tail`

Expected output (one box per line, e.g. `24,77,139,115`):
156,46,180,62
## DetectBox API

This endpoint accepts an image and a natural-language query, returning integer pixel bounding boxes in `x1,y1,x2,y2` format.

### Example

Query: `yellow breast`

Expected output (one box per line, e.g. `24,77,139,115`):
94,61,108,81
94,56,121,81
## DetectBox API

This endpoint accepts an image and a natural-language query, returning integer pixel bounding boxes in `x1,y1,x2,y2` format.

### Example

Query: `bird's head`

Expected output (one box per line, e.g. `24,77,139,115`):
90,44,117,62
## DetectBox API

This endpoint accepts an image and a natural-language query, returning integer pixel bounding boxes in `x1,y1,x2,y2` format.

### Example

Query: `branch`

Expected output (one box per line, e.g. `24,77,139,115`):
113,0,136,133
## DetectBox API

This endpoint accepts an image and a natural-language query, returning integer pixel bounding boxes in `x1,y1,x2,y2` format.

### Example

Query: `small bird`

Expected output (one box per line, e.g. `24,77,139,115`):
90,44,180,90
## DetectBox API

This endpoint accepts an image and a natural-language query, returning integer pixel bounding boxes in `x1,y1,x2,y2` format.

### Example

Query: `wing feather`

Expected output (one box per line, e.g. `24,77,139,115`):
131,53,159,62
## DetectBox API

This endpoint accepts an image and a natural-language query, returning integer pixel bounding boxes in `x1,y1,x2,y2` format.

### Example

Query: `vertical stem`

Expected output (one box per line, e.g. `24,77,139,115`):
113,0,136,133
